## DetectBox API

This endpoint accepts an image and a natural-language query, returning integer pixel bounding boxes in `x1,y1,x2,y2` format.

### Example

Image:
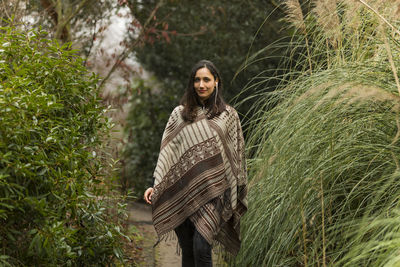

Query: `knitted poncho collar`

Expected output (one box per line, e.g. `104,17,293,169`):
151,105,247,255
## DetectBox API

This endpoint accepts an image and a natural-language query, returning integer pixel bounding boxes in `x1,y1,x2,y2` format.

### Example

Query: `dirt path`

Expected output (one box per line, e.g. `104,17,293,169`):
128,202,227,267
128,201,181,267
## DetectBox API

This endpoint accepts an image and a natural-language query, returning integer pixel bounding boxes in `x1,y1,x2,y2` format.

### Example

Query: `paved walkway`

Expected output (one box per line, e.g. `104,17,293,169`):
128,201,227,267
128,201,181,267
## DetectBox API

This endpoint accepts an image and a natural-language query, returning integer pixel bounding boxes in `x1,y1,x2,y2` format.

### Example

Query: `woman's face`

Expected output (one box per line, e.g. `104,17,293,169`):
194,67,217,102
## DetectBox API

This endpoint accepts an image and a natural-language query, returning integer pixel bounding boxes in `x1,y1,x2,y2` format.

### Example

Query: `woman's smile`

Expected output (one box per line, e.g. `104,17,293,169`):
194,67,217,101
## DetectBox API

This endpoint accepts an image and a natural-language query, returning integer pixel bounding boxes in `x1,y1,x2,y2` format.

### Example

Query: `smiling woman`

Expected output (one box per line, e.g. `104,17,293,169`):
143,60,248,267
180,60,226,122
194,67,218,102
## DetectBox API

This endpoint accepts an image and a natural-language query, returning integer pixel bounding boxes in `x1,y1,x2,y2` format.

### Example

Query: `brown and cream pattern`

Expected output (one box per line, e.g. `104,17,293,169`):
152,105,247,256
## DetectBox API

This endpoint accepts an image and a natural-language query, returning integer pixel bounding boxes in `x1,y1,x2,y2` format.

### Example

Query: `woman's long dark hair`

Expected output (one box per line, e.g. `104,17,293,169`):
180,60,226,122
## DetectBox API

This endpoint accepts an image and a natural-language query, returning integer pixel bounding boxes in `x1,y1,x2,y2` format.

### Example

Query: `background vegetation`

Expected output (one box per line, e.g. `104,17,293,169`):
4,0,400,265
234,0,400,266
0,26,128,266
122,78,174,193
1,0,114,42
122,0,291,197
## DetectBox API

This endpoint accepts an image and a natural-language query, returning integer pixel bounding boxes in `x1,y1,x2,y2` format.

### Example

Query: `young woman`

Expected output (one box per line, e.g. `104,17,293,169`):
144,60,247,267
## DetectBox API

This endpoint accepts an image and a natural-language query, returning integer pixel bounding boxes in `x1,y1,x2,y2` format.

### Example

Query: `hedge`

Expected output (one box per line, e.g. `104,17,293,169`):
0,26,126,266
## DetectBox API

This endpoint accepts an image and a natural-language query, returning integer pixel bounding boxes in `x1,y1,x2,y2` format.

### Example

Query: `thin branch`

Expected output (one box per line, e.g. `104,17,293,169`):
1,0,22,22
98,0,165,89
1,2,11,21
62,0,91,28
55,0,91,41
12,0,21,20
83,18,97,66
142,0,165,31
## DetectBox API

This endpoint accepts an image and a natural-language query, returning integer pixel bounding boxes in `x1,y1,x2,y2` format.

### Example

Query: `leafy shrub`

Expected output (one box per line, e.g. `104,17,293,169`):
0,26,127,266
122,78,178,197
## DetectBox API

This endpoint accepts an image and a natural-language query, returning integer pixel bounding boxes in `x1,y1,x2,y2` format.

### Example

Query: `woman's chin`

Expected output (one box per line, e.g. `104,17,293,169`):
197,95,210,101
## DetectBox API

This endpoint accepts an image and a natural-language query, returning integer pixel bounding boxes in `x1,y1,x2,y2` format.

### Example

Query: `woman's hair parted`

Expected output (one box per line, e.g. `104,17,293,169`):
180,60,227,122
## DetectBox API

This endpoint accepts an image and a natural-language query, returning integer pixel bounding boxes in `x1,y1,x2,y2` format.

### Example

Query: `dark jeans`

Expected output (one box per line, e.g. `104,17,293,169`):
174,219,212,267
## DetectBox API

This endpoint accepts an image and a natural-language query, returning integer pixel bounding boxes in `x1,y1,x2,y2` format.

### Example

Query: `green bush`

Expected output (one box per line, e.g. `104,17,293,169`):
122,78,177,197
0,26,126,266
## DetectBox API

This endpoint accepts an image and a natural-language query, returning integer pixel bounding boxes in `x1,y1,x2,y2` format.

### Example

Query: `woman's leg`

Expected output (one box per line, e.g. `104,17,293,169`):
193,228,212,267
174,219,195,267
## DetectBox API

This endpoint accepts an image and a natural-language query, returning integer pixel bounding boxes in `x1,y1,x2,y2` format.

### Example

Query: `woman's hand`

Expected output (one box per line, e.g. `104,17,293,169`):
144,187,154,204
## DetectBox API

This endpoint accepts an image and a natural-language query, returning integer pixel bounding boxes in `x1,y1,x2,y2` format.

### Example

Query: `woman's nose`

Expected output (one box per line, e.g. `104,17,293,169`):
199,80,204,87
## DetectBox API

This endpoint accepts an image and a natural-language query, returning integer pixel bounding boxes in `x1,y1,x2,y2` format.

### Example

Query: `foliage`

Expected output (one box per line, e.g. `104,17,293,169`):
128,0,288,108
122,78,176,196
123,0,290,195
26,0,114,43
234,0,400,266
0,26,128,266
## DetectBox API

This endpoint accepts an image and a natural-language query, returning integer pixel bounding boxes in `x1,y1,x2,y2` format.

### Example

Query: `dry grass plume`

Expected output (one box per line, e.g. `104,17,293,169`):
284,0,307,34
313,0,342,48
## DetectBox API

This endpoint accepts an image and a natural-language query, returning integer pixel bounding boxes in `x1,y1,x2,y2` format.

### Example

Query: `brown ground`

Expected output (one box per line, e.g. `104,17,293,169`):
127,201,181,267
127,202,227,267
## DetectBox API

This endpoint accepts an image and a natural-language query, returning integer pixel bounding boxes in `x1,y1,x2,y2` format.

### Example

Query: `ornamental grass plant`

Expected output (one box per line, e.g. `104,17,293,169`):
234,0,400,266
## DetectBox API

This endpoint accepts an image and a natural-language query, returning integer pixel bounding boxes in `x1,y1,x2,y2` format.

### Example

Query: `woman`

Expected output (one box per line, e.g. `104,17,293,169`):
144,60,247,267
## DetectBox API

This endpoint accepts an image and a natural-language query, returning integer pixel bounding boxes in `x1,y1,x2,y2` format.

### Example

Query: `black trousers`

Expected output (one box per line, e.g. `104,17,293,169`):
174,219,212,267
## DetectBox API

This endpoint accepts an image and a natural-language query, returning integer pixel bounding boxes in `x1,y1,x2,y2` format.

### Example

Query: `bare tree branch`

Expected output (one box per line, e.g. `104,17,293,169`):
83,18,97,66
1,0,23,24
54,0,91,42
62,0,91,30
98,0,166,89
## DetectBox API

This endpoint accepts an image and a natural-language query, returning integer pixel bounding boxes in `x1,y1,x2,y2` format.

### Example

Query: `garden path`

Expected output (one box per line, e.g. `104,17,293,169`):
128,201,181,267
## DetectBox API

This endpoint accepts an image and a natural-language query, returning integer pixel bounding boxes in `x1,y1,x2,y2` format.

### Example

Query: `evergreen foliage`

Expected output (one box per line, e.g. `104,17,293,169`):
0,26,126,266
123,0,289,196
129,0,287,105
234,0,400,266
122,78,176,197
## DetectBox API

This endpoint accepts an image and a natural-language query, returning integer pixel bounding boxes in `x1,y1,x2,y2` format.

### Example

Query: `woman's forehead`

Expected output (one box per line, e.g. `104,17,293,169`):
195,67,213,77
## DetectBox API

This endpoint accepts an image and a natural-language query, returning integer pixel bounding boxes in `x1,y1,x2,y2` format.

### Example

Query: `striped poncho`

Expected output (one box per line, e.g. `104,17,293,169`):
151,105,247,255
